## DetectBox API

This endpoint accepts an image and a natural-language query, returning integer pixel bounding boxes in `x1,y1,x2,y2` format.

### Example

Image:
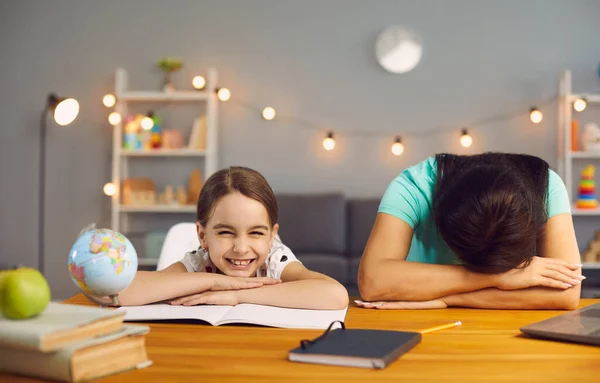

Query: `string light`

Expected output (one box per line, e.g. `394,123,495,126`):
217,88,231,102
192,76,206,90
105,80,556,153
222,94,555,152
103,182,116,196
391,136,404,156
322,132,336,151
141,116,154,130
529,107,543,124
262,107,276,120
460,129,473,148
573,98,587,112
102,94,116,108
108,112,121,126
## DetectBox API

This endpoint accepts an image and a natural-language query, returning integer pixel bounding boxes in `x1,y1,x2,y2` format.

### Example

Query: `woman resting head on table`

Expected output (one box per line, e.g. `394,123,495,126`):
118,166,348,310
357,152,584,310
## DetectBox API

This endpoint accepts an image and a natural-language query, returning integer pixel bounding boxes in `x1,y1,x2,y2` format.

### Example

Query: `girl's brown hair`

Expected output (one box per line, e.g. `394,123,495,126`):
196,166,278,228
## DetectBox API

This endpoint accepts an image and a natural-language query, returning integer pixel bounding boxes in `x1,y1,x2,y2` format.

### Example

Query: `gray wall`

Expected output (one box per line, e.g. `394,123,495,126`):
2,0,600,298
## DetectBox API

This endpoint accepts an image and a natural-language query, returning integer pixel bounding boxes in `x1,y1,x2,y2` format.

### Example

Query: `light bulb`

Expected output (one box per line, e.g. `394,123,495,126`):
530,108,543,124
141,116,154,130
391,137,404,156
53,98,79,126
573,98,587,112
102,94,116,108
108,112,121,126
262,107,276,120
192,76,206,90
217,88,231,102
103,182,116,196
460,129,473,148
322,132,336,151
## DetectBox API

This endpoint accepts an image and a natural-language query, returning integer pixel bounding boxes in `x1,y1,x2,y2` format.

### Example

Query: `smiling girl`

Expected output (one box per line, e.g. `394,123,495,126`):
117,166,349,310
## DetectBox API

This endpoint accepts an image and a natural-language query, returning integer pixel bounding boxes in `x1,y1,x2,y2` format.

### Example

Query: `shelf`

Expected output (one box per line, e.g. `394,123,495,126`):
119,205,196,213
119,149,206,157
571,205,600,216
569,151,600,159
118,91,208,102
138,258,159,267
568,93,600,103
582,262,600,270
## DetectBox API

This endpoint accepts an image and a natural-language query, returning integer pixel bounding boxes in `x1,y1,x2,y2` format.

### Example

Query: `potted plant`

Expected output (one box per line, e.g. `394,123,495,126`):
157,57,183,92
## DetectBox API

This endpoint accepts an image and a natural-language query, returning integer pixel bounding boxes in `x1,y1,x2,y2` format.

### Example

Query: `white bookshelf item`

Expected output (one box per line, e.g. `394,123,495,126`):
110,68,219,232
557,70,600,217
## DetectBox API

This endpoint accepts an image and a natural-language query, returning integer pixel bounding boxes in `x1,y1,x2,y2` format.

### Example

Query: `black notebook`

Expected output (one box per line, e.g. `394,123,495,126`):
288,321,422,369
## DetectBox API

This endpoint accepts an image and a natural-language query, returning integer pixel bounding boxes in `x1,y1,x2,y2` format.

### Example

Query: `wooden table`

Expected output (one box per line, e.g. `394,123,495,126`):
3,296,600,382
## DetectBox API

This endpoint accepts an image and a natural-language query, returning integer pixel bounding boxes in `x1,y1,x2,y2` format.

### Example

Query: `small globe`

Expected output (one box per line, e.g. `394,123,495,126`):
68,228,138,298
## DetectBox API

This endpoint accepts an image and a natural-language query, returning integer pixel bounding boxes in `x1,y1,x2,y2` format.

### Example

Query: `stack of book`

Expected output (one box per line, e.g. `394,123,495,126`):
0,302,151,382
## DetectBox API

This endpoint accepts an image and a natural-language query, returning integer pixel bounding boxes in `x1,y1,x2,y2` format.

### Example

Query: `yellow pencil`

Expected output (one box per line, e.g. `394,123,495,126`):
420,321,462,334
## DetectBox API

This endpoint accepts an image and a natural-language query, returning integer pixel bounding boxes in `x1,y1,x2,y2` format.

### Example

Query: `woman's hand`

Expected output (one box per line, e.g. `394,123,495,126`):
354,299,448,310
170,290,240,306
493,256,584,290
210,274,281,291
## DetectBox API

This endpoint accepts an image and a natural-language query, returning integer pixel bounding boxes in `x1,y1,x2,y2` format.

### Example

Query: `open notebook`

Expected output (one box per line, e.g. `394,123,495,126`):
116,303,348,329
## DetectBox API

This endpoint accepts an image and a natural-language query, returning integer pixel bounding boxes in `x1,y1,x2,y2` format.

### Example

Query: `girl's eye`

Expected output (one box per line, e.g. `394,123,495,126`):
250,231,265,236
218,231,234,235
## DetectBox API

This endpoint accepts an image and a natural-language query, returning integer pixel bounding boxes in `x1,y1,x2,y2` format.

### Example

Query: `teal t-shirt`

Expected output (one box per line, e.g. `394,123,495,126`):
378,156,571,265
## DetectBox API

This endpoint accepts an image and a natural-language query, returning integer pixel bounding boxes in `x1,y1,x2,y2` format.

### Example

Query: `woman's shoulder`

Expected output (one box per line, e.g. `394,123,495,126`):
391,156,437,182
379,156,438,228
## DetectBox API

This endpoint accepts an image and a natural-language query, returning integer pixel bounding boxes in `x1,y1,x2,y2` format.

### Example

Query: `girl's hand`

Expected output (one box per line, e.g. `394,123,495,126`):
494,256,584,290
210,274,281,291
170,291,240,306
354,299,448,310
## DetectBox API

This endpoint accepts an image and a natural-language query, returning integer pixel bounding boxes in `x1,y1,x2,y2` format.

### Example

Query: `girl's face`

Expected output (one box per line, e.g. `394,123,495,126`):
197,192,278,278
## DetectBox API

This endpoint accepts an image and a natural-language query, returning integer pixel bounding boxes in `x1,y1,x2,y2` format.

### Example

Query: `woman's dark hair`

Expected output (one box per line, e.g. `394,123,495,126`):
433,152,549,273
196,166,278,228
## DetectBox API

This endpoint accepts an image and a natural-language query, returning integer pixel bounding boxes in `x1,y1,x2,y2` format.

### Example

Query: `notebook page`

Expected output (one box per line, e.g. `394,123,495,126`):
220,304,348,329
117,304,232,325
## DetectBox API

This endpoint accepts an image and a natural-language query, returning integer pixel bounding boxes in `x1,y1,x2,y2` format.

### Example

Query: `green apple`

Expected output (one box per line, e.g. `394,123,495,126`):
0,268,51,320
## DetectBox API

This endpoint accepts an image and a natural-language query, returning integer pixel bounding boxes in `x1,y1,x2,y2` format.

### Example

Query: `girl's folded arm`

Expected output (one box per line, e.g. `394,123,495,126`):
236,262,349,310
117,262,214,306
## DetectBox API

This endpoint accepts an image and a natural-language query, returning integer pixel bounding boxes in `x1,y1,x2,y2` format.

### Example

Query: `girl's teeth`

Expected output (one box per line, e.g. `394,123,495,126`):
230,259,251,266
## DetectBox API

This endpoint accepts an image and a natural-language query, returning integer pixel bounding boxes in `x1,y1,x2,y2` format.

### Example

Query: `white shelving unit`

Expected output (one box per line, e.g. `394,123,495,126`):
110,68,219,268
558,70,600,217
558,70,600,271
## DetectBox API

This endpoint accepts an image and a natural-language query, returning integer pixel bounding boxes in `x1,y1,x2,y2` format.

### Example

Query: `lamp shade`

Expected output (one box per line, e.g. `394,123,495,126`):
53,98,79,126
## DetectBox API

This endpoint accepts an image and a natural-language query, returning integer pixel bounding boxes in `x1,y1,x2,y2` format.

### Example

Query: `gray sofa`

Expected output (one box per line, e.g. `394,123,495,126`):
278,194,600,299
276,193,380,295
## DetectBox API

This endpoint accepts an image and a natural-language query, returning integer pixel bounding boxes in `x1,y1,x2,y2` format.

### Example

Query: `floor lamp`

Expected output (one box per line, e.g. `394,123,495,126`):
39,94,79,274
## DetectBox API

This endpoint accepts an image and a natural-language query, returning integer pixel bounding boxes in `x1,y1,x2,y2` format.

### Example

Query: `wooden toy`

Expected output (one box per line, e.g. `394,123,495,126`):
158,185,175,205
582,230,600,263
161,129,183,149
176,185,188,205
188,169,203,204
149,111,162,149
576,165,598,209
122,178,156,206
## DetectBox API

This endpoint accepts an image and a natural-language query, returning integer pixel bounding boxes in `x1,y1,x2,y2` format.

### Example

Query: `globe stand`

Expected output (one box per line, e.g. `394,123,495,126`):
81,291,120,307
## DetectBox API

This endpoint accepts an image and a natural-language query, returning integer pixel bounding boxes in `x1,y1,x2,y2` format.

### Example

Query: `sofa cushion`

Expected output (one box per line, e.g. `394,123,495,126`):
276,193,346,254
348,257,361,286
347,198,380,256
295,253,349,285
